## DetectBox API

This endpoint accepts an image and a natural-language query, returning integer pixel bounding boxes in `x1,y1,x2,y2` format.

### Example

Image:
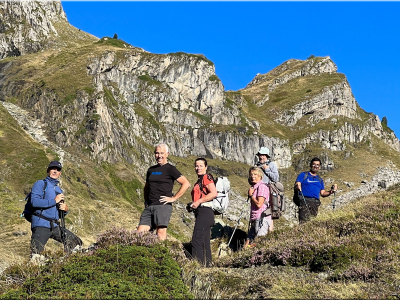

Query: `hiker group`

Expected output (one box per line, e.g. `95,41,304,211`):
24,143,337,267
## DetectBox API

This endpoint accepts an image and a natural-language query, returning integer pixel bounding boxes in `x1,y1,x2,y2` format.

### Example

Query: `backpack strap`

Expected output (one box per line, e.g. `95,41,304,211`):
32,212,60,230
301,172,322,184
197,173,215,196
37,179,48,217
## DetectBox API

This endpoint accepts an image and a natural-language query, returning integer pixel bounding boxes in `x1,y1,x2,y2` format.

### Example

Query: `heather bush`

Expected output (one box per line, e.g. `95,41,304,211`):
217,190,400,283
96,227,161,249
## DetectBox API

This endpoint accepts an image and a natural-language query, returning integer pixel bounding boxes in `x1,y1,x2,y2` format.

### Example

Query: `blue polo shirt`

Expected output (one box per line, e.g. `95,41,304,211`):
296,172,324,199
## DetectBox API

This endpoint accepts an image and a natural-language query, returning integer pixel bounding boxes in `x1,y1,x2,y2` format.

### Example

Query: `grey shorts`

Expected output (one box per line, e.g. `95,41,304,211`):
139,205,173,228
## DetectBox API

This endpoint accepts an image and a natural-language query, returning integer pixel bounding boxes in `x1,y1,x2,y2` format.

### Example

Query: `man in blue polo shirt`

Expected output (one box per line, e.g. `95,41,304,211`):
294,157,337,223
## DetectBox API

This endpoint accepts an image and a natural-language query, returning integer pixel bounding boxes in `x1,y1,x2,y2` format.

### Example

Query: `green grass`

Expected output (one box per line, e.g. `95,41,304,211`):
209,75,220,82
138,74,163,86
95,37,133,49
101,162,144,211
132,103,164,133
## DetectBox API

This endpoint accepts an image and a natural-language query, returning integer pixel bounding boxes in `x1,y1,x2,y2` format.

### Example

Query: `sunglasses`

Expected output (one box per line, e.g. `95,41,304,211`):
312,164,321,168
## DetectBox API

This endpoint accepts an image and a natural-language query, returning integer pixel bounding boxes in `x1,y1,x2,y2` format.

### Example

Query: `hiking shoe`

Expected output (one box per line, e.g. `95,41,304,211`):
245,243,256,249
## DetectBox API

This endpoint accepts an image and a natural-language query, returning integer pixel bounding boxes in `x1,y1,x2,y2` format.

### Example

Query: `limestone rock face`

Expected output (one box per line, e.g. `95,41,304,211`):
276,80,359,126
87,51,231,125
0,0,66,59
80,50,293,167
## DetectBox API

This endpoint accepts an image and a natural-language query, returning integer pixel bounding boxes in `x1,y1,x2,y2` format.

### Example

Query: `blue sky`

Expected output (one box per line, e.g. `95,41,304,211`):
62,1,400,136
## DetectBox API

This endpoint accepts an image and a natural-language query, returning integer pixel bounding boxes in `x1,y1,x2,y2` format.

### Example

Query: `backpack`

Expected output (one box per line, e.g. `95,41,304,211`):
199,174,230,215
266,181,285,219
292,172,323,206
21,180,47,222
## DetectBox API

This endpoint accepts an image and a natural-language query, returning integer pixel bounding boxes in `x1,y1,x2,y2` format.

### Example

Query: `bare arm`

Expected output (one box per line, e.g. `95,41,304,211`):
159,176,191,204
321,184,337,198
248,187,266,209
191,182,218,209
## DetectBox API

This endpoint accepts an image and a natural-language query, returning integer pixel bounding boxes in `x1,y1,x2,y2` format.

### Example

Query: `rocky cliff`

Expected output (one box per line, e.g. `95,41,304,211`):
0,0,66,59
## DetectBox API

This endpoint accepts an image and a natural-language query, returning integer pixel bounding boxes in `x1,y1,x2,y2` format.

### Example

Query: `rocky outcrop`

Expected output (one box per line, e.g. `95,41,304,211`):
292,115,400,154
276,80,359,126
245,56,337,90
87,51,230,125
1,101,65,162
0,0,66,59
366,114,400,151
83,50,292,167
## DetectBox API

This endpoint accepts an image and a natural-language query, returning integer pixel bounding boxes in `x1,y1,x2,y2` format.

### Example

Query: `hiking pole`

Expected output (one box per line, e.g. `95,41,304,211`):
299,191,312,222
226,196,250,249
332,191,336,210
331,184,337,210
217,196,251,257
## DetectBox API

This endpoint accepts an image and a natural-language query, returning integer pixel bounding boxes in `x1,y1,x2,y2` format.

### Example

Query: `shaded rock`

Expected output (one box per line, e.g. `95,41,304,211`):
12,231,28,236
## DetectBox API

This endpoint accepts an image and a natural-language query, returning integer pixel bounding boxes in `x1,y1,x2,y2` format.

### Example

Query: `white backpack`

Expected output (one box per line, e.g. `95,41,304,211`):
200,175,230,215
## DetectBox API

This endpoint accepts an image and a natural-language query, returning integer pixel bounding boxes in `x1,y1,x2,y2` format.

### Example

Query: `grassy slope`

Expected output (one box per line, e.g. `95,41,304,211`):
0,102,149,261
183,184,400,299
0,230,193,299
1,185,399,299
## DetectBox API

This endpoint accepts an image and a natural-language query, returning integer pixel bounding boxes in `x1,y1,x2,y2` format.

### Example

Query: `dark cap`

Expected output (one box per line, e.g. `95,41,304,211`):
48,161,62,170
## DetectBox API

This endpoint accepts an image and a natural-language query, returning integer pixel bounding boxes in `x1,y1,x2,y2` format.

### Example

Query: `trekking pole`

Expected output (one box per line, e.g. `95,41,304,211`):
57,180,67,249
226,197,250,249
332,191,336,210
299,191,312,222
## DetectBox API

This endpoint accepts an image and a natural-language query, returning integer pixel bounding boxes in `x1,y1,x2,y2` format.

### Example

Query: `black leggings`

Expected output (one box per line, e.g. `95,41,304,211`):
191,206,214,267
31,226,82,254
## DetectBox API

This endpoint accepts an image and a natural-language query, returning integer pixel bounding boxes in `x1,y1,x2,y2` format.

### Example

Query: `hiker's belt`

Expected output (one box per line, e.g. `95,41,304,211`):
303,197,320,202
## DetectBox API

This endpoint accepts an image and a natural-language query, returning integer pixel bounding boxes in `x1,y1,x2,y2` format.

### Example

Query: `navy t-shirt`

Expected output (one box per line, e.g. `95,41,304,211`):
296,172,325,200
146,163,182,206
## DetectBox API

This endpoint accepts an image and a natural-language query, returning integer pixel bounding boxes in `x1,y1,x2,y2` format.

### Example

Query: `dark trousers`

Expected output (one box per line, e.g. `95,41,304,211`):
31,226,82,254
191,206,214,267
298,197,321,223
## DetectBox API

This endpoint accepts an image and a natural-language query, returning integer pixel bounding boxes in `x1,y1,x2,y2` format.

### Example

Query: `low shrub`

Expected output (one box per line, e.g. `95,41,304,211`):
217,192,400,282
1,229,192,299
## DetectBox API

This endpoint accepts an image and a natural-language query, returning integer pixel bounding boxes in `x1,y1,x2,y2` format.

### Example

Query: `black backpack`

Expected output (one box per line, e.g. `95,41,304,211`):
21,180,47,222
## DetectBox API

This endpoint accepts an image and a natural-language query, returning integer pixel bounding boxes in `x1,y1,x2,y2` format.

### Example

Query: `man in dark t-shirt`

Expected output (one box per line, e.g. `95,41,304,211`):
137,143,190,240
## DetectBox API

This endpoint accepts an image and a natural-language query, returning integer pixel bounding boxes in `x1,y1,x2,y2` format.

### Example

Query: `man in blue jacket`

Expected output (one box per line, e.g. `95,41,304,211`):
30,161,82,255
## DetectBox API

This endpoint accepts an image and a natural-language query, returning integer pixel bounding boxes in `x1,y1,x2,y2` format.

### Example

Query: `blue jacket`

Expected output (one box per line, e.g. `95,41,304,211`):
30,176,64,229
